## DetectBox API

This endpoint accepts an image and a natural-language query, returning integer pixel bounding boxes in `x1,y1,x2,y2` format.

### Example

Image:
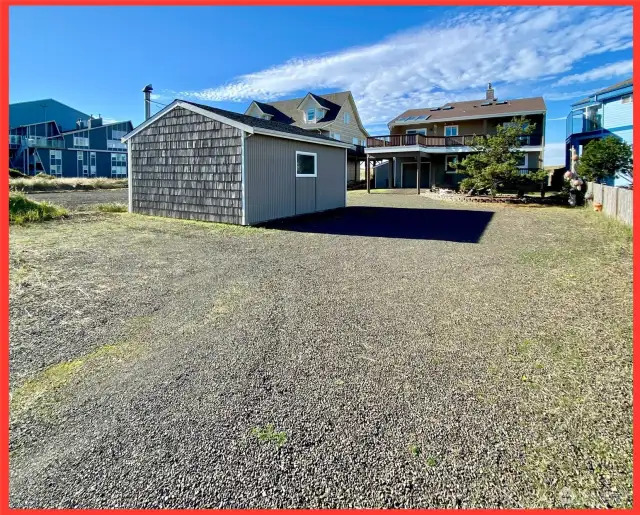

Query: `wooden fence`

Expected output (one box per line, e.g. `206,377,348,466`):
587,182,634,226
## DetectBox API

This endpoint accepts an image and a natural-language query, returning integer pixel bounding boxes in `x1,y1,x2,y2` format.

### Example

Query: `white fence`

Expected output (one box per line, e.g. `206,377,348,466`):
587,182,633,226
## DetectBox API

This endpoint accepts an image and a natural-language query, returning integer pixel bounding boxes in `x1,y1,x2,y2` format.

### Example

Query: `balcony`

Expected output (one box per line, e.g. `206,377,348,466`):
366,134,542,149
9,135,65,149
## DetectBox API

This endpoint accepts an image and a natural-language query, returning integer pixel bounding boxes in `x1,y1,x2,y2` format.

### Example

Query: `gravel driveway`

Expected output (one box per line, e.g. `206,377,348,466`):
28,188,128,210
9,191,633,508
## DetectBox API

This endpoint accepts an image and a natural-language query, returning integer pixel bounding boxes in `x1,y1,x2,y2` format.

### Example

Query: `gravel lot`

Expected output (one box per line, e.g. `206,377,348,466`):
28,188,128,210
9,191,633,508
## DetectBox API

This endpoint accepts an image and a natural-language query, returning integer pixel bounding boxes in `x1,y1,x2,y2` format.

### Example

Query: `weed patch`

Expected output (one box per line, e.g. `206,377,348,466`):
96,202,128,213
251,424,287,448
9,193,68,224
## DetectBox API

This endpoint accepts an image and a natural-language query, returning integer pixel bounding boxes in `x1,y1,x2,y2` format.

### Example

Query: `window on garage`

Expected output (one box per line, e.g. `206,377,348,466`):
296,151,317,177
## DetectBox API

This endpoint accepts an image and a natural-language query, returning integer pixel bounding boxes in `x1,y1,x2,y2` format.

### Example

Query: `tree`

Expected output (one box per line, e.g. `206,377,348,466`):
576,136,632,185
454,117,535,197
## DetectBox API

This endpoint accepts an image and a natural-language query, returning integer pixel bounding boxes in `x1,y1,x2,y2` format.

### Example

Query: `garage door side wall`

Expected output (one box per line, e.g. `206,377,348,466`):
244,134,346,225
130,107,243,224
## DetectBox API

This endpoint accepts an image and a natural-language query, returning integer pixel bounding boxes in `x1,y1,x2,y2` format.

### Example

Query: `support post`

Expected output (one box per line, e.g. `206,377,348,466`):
389,158,394,189
366,155,371,193
416,153,421,195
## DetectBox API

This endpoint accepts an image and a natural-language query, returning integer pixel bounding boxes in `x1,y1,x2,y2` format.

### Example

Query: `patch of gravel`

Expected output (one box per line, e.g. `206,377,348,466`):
9,191,633,508
26,189,129,210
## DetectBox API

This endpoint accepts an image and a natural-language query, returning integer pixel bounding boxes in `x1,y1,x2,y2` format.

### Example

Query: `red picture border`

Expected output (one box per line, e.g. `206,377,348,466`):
0,0,637,513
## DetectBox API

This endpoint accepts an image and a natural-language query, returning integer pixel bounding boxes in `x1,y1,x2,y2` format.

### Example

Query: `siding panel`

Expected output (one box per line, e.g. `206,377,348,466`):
129,107,242,224
244,134,346,224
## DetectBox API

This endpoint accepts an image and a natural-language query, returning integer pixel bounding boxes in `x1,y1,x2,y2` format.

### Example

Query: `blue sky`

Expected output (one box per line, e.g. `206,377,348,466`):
10,6,633,165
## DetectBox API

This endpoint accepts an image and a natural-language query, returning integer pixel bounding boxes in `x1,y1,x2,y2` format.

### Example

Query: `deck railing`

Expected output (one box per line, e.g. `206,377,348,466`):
366,134,542,148
9,136,66,149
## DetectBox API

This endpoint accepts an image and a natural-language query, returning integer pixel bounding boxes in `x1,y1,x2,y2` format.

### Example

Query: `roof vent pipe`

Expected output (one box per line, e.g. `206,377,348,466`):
142,84,154,120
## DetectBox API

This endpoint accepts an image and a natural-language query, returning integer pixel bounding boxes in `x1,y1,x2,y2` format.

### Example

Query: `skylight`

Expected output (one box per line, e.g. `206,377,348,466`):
415,115,430,120
495,101,508,105
430,107,441,111
480,101,493,106
441,106,454,110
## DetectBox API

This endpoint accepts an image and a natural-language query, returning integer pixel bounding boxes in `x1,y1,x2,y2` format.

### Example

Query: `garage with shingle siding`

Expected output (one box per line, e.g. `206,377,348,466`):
122,100,350,225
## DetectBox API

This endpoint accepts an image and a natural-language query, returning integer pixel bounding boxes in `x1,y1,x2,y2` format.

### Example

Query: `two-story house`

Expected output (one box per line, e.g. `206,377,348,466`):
365,84,546,191
9,98,133,178
244,91,369,182
565,78,632,187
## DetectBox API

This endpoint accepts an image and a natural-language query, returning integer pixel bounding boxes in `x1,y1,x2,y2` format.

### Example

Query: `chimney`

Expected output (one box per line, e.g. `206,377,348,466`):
142,84,153,120
486,82,495,101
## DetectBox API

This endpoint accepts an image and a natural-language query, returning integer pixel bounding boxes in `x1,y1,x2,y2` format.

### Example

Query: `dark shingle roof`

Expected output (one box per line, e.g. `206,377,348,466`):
181,100,340,143
253,101,294,124
390,96,546,125
248,91,351,129
572,77,633,106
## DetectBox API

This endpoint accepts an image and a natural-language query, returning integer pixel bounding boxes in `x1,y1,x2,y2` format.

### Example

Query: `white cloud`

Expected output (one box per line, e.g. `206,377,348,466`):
543,90,593,102
101,117,118,124
176,6,632,125
544,142,567,166
554,59,633,86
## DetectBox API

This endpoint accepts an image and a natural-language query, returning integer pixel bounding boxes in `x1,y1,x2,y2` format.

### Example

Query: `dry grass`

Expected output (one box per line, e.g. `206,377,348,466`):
10,177,128,193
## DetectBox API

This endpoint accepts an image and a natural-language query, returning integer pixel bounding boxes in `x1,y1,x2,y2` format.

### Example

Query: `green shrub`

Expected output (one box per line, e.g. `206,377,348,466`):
458,177,476,193
96,202,127,213
9,193,68,224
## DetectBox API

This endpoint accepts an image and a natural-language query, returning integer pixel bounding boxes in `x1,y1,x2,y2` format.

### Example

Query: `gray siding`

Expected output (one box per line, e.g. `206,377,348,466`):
129,107,242,224
244,134,346,225
295,178,316,215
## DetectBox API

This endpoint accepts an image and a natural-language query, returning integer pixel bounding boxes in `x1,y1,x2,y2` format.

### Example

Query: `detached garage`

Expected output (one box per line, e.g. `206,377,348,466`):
122,100,351,225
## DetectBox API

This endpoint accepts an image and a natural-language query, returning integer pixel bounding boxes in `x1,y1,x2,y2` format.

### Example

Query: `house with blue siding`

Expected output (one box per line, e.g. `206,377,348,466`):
565,78,633,186
9,98,133,178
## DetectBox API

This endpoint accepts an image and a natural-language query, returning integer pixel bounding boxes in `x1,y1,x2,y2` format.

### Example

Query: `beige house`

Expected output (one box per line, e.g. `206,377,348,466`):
365,83,547,191
245,91,368,182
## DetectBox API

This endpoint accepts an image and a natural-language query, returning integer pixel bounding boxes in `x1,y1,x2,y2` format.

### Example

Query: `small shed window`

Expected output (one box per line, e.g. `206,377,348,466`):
296,151,317,177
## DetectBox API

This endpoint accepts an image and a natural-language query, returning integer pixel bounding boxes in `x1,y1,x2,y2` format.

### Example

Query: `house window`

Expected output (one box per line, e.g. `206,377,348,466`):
444,125,458,137
622,94,633,104
333,133,341,141
361,139,366,147
296,151,317,177
49,150,62,176
515,153,528,172
73,135,89,147
307,108,315,122
111,153,127,177
406,129,427,136
445,155,458,173
344,112,351,124
352,137,360,145
316,109,324,121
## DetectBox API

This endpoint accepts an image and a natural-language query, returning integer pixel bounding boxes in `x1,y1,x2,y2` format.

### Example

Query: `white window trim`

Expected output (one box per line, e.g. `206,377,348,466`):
444,125,458,137
295,151,317,177
406,129,427,135
445,154,458,173
306,108,316,123
516,153,529,169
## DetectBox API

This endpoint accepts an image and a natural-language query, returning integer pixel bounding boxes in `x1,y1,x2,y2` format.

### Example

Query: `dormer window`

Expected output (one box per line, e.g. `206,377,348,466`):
307,108,316,122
